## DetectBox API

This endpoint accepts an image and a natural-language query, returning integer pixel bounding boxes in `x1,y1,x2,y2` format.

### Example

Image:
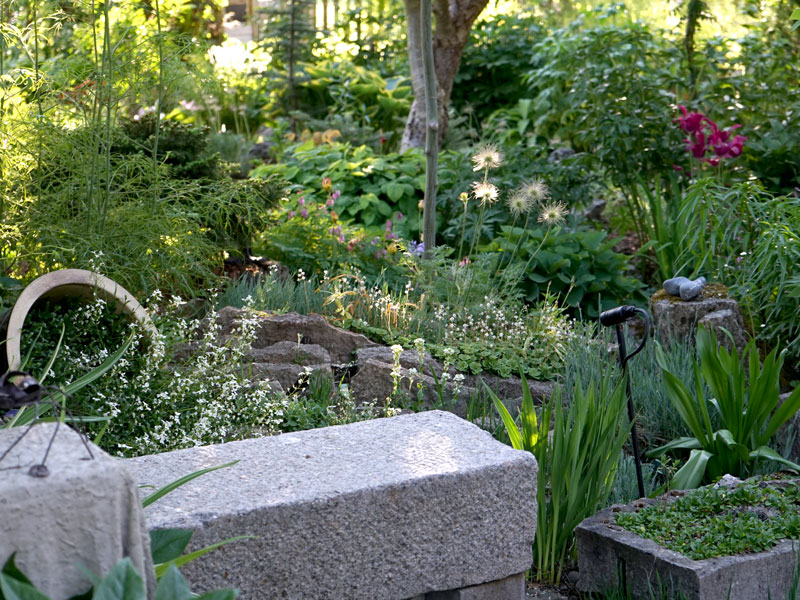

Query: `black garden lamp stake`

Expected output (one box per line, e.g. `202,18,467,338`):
599,305,651,500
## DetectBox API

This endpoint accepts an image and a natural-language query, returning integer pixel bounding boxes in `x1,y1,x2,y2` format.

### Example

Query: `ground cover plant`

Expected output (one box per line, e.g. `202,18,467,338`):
615,477,800,560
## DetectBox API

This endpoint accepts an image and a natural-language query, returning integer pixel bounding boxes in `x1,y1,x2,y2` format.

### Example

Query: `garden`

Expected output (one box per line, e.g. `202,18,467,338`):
2,0,800,597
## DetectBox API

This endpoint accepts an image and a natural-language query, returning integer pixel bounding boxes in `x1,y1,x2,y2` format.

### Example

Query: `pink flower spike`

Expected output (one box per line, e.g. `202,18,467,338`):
326,197,335,208
385,220,392,231
298,197,305,206
300,208,308,218
288,210,295,218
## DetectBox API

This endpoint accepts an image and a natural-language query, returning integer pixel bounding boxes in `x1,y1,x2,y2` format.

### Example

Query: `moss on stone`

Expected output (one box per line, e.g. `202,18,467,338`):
650,282,729,305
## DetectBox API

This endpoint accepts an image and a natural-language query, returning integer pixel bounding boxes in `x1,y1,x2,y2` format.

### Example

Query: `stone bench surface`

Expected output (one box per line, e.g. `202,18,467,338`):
126,411,537,600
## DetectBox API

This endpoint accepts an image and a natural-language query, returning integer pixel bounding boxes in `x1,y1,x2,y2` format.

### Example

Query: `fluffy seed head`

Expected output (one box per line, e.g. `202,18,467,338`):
471,144,503,171
471,181,499,205
537,201,568,226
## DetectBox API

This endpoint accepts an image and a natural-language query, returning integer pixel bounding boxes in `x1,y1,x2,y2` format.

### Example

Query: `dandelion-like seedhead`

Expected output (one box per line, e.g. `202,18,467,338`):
471,144,503,171
537,201,568,226
471,180,499,206
520,178,550,204
507,190,532,216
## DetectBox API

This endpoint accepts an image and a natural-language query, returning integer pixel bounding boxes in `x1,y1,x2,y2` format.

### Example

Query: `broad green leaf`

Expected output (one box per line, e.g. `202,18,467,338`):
670,450,712,489
153,566,193,600
91,559,144,600
1,554,33,586
486,382,523,451
0,574,51,600
384,182,405,202
150,529,193,564
646,436,702,457
749,446,800,472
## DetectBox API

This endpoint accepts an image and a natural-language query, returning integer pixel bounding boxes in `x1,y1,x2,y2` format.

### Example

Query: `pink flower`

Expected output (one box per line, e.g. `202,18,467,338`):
396,212,403,221
288,210,295,219
676,105,707,134
331,190,341,201
298,196,305,206
385,220,392,231
326,196,335,208
338,233,345,243
458,257,471,266
300,208,308,219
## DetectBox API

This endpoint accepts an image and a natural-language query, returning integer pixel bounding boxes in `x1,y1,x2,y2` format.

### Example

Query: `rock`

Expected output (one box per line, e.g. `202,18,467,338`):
0,424,154,599
776,391,800,464
248,340,331,366
350,359,476,416
251,363,332,391
663,276,691,296
697,309,748,353
356,346,438,374
713,474,743,489
583,198,606,222
217,308,377,363
125,411,538,600
663,276,706,300
679,277,706,301
548,147,575,163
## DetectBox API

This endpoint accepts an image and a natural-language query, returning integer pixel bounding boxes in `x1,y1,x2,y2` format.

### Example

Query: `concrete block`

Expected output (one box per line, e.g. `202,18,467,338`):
427,572,527,599
0,423,154,599
126,411,537,600
576,497,799,600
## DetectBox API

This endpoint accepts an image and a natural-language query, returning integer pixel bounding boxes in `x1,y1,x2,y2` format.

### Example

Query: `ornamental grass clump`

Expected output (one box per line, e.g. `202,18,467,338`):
488,372,630,584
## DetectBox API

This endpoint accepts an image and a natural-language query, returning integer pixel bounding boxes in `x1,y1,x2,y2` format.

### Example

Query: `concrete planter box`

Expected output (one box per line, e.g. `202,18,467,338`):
576,495,799,600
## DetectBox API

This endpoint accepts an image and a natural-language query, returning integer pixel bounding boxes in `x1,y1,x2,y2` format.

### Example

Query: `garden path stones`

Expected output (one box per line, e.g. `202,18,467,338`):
216,307,377,363
214,306,554,416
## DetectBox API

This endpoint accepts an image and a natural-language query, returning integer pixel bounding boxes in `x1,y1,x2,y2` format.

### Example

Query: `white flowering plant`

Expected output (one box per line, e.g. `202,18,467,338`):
21,292,288,457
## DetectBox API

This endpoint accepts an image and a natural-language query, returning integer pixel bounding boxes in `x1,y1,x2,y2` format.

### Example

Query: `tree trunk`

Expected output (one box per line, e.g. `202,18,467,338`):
401,0,489,151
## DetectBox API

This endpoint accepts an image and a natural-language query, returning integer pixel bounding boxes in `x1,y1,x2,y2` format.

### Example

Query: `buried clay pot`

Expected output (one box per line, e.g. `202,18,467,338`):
0,269,156,372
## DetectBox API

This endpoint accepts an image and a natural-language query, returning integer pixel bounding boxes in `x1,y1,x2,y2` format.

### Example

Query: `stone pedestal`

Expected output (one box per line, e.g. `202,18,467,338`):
650,287,749,352
0,423,154,599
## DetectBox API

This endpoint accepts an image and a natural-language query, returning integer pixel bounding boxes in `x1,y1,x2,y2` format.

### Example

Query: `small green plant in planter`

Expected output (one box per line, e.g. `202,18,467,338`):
615,477,800,560
648,326,800,489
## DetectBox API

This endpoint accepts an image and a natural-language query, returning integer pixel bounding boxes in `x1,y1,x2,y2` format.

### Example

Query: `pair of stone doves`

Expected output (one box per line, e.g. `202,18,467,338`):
663,276,706,301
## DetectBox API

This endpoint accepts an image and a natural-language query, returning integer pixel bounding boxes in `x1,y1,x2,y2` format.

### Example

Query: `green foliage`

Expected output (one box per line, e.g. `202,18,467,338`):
254,189,409,286
522,15,685,187
616,478,800,560
292,60,411,149
489,372,630,584
676,180,800,373
0,555,238,600
495,226,644,316
253,140,424,235
648,327,800,489
561,324,707,449
452,14,545,122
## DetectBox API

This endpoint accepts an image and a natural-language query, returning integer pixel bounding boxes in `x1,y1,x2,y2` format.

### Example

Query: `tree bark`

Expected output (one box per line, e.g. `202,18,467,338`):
401,0,489,151
421,0,438,256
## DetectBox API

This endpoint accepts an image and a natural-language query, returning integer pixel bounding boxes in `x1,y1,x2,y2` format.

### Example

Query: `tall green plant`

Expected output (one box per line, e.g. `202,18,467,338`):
488,372,630,584
648,326,800,489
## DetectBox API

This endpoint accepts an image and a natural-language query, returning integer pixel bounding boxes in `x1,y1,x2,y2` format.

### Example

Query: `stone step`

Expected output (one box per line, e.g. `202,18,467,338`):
125,411,537,600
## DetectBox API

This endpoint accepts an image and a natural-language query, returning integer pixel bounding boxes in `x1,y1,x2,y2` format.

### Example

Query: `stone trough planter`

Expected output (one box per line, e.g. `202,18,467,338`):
576,492,799,600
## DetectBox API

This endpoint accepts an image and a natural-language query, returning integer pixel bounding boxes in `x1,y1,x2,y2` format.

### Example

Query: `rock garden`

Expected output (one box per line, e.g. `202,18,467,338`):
2,1,800,598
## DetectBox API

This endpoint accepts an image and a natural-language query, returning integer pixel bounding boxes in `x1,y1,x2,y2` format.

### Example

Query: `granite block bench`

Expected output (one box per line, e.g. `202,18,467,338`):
126,410,537,600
